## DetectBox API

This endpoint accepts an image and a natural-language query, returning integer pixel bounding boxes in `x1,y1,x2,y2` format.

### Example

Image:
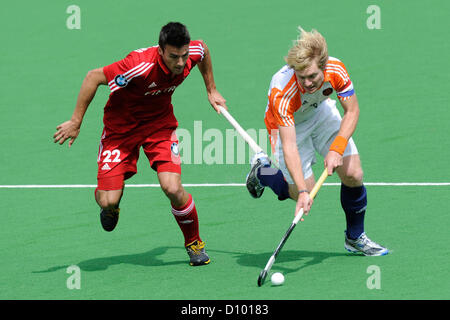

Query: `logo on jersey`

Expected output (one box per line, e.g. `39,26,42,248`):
322,88,333,96
145,85,177,96
114,74,128,87
171,142,179,156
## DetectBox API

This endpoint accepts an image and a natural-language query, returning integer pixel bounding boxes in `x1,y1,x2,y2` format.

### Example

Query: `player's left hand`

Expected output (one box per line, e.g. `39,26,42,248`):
207,89,227,113
53,119,80,147
324,150,343,175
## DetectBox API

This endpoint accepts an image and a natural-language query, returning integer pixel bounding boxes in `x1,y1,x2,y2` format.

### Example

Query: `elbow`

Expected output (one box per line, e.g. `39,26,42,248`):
85,68,106,86
86,69,97,79
85,69,97,84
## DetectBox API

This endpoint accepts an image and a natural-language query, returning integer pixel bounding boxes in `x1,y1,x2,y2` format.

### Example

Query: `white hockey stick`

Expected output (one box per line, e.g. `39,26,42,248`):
218,106,264,154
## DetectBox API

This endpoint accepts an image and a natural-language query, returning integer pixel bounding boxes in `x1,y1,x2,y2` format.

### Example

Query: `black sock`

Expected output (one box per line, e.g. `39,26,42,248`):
257,167,290,200
340,184,367,240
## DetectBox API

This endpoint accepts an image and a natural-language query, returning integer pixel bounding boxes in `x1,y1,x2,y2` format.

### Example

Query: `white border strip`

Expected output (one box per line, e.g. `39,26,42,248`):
0,183,449,189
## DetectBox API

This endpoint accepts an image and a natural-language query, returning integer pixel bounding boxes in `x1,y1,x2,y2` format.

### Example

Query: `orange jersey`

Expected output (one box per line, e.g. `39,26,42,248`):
264,57,354,136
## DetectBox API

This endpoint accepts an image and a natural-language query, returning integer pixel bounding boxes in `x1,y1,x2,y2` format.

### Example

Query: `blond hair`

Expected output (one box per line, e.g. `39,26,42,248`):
285,27,328,71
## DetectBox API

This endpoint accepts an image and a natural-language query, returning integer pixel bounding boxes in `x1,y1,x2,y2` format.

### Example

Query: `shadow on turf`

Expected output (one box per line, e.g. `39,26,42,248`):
33,246,187,273
211,249,356,276
33,247,357,275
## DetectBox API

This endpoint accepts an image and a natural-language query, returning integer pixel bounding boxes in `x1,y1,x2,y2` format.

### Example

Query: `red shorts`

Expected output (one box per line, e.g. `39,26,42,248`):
97,122,181,190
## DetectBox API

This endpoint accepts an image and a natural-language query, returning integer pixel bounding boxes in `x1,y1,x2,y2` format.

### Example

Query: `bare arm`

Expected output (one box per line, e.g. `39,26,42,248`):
53,68,107,147
323,94,360,174
279,125,313,216
337,94,360,141
197,41,227,113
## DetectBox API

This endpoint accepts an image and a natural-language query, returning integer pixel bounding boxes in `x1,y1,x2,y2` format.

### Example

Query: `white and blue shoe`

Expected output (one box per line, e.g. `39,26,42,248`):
345,232,389,256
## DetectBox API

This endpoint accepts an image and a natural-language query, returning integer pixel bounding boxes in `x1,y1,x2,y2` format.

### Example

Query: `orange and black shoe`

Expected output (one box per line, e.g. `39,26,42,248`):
185,240,211,266
100,208,120,232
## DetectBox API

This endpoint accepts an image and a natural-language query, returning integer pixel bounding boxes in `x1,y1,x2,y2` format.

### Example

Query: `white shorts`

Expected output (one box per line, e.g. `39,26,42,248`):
274,98,358,184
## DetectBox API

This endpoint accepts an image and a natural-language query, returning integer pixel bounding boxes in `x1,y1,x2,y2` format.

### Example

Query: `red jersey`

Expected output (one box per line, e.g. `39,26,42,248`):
102,40,205,133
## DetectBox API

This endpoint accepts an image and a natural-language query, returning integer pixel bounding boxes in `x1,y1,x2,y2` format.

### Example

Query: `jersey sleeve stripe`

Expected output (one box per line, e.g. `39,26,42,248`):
127,63,154,80
325,67,349,82
107,62,147,86
336,82,354,99
189,45,205,59
189,49,204,53
337,88,354,97
283,94,297,126
189,50,204,57
125,62,153,80
109,83,118,92
278,81,298,126
123,62,147,77
189,45,204,50
325,63,348,74
279,82,296,118
109,63,155,93
109,63,151,92
337,81,353,94
338,90,355,98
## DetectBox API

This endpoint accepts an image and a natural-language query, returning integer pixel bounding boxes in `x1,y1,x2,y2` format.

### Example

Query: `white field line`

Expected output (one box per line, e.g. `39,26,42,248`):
0,182,450,189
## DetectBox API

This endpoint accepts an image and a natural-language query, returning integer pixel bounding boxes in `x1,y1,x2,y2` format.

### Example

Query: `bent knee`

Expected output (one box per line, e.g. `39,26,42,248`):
341,167,364,187
160,183,184,199
96,189,122,209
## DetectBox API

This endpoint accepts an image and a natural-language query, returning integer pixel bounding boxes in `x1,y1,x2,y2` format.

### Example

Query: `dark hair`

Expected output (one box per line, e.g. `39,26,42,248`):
159,22,190,50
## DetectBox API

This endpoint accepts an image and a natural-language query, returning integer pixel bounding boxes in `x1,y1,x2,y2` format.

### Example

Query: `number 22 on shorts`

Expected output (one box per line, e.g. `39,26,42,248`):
102,149,121,163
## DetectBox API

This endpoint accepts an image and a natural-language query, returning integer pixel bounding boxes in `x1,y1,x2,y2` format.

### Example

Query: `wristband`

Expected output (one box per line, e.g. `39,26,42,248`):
298,189,309,195
329,135,348,155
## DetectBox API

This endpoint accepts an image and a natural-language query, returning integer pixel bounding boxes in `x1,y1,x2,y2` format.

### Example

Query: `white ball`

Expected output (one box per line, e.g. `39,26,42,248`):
271,272,285,286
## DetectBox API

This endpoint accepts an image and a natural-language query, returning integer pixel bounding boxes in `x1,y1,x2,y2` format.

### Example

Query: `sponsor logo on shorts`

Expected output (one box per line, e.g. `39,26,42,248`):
114,74,128,87
101,163,111,170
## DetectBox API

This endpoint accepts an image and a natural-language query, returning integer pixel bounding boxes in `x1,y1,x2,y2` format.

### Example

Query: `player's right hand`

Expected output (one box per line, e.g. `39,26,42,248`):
295,191,313,220
53,120,80,147
207,89,227,114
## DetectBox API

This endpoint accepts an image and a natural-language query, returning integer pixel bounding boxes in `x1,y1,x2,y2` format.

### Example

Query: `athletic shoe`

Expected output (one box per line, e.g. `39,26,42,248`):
246,152,271,198
186,240,211,266
100,208,120,232
345,232,389,256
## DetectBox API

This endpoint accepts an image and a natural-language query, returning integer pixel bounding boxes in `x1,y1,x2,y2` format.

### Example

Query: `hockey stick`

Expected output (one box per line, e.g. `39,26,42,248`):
218,106,328,286
257,168,328,286
218,106,264,154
